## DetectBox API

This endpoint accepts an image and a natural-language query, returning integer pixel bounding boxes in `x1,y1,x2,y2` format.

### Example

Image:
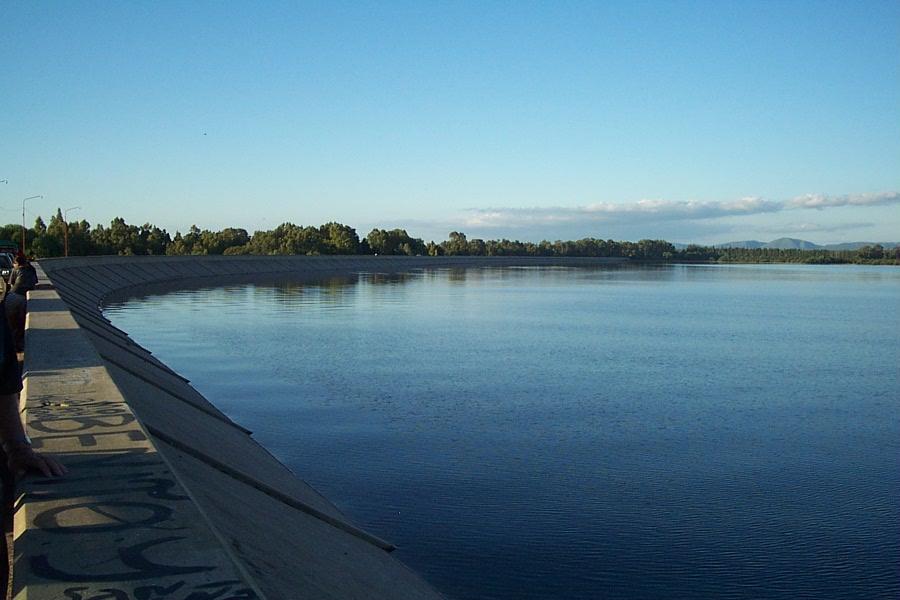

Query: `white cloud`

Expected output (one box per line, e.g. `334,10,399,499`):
462,191,899,230
783,192,900,210
579,197,781,220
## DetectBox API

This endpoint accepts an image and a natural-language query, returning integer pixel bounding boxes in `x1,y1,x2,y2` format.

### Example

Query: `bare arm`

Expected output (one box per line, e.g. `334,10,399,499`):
0,393,66,479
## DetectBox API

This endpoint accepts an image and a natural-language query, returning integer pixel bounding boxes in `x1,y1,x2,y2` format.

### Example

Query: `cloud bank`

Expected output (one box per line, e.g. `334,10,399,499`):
782,192,900,210
462,192,899,230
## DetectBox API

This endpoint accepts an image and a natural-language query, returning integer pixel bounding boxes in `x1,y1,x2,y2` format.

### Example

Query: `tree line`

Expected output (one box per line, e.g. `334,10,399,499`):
3,210,897,265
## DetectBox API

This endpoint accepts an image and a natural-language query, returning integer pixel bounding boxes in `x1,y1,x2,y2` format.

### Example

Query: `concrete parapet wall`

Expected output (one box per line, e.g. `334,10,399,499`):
18,255,625,599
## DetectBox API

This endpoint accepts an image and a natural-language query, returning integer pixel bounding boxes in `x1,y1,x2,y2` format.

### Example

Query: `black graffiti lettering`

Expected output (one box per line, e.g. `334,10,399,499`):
62,581,256,600
115,475,185,501
62,451,158,471
30,471,188,502
63,587,129,600
118,536,217,575
30,396,114,406
31,401,132,415
62,586,182,600
70,430,148,447
133,580,186,599
26,430,148,448
183,581,257,600
63,586,90,600
85,414,137,430
31,536,216,582
33,501,175,534
42,413,137,432
32,470,162,486
33,398,123,409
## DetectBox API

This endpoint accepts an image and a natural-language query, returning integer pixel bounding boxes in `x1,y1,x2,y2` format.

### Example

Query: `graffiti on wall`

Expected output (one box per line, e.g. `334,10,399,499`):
17,385,258,600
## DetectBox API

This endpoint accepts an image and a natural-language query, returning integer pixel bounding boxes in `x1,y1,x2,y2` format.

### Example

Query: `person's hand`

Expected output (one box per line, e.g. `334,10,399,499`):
6,445,67,479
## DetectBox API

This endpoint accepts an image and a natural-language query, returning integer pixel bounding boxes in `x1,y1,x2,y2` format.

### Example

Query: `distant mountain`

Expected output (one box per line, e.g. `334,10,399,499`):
823,241,900,251
715,240,768,249
712,238,813,249
713,238,899,250
766,238,823,250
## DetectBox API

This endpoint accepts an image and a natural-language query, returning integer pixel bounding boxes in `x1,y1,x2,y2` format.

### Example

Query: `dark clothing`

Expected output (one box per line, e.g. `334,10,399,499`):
0,307,21,395
0,300,18,591
5,262,35,353
8,263,37,296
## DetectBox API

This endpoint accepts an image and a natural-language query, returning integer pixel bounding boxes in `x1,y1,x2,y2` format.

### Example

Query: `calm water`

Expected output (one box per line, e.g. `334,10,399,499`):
103,264,900,600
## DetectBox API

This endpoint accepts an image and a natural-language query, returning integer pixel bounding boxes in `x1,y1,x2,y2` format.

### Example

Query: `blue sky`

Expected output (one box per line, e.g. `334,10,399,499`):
2,1,898,245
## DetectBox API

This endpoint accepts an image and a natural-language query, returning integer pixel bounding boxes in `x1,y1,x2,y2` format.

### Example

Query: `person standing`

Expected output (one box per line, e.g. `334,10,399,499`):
0,292,66,594
4,256,37,352
0,310,64,478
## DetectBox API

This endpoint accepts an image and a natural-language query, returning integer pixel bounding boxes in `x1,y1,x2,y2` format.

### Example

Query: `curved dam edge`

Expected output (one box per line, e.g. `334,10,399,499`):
19,255,626,599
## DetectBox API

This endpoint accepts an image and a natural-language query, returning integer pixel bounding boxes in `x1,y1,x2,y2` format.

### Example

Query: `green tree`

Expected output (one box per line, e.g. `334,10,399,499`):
246,229,278,254
857,244,884,260
65,219,93,256
245,222,327,255
166,226,203,255
206,227,250,254
166,226,249,255
441,231,469,255
90,218,170,255
634,239,677,261
364,229,425,255
468,238,486,256
680,244,718,262
284,224,326,255
29,209,68,257
319,222,360,254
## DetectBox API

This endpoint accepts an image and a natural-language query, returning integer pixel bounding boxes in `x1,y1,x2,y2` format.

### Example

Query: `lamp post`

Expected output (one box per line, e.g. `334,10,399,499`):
22,195,42,256
63,206,81,257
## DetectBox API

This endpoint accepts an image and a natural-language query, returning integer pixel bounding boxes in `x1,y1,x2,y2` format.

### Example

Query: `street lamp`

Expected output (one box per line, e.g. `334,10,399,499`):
63,206,81,257
22,195,42,255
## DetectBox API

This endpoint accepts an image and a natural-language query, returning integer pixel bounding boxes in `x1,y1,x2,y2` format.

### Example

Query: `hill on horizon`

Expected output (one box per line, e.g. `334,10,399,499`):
710,238,899,250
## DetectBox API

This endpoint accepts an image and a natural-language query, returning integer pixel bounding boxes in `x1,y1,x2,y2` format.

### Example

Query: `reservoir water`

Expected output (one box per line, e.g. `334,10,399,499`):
103,264,899,600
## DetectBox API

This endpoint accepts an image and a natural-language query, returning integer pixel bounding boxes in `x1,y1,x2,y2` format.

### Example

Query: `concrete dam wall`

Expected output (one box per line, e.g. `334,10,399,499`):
17,255,625,599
